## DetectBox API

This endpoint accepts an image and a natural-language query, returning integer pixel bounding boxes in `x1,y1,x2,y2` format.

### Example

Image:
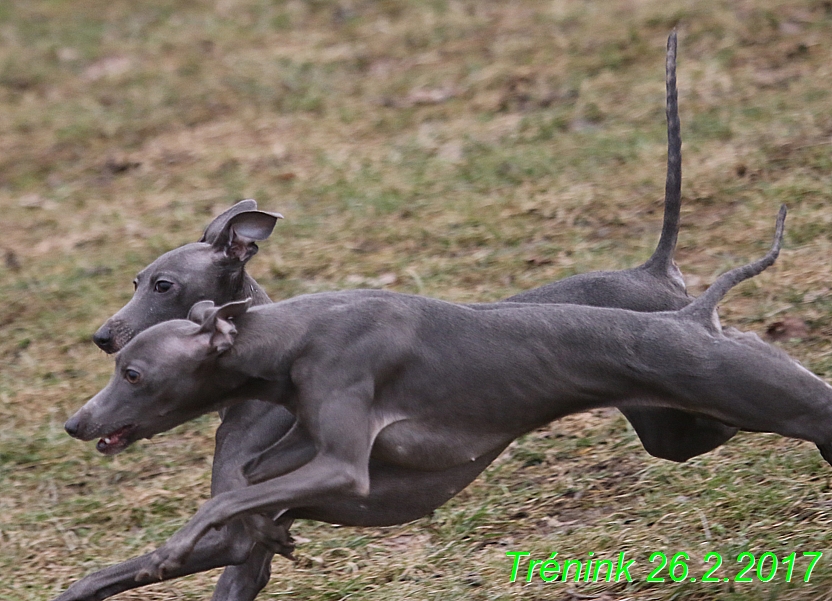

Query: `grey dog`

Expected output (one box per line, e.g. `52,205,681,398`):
55,32,740,601
65,205,832,584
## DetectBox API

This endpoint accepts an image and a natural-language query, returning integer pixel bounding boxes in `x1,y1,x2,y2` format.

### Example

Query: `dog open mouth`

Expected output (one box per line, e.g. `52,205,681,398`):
96,425,136,455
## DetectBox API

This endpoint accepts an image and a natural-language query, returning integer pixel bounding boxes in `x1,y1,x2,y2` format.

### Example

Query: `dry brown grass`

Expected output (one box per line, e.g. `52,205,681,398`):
2,0,832,599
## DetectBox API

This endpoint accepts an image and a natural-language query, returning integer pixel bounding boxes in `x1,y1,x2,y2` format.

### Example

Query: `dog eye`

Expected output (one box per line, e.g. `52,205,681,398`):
132,279,138,291
124,369,141,384
154,280,173,293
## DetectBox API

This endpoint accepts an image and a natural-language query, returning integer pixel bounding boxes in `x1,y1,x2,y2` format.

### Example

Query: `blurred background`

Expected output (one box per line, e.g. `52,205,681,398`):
2,1,832,599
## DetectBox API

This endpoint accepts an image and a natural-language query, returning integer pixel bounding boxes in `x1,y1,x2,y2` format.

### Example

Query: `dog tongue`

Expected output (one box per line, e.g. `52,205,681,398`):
97,426,131,454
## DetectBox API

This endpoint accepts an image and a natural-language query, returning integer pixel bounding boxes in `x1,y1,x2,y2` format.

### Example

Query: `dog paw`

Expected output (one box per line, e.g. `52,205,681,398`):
134,546,188,582
244,513,296,559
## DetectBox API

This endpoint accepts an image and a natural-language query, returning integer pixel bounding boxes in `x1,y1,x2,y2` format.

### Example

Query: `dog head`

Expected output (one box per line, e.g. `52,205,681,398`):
69,299,252,454
92,199,279,353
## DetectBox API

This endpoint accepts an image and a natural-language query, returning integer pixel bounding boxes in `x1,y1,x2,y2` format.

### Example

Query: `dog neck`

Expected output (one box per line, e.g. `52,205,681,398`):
238,271,272,306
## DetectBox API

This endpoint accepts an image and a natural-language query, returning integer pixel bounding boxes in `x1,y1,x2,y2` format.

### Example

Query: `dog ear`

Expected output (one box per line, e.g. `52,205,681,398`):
200,199,259,244
211,210,283,263
197,298,252,353
188,300,217,325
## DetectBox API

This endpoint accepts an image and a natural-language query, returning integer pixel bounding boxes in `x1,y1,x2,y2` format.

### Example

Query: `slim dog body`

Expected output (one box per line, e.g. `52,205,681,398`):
65,206,832,581
58,32,735,601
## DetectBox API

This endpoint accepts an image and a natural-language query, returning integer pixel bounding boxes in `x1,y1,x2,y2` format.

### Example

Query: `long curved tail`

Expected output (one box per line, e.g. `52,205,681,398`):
679,205,787,325
643,30,682,276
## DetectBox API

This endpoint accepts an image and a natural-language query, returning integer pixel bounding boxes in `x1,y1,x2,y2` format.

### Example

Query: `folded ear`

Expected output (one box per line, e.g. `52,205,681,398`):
211,210,283,263
200,199,259,244
197,298,252,353
188,300,216,325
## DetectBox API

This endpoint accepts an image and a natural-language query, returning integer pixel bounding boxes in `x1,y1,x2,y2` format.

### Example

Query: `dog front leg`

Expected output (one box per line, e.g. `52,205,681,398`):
211,543,275,601
141,386,376,580
53,520,257,601
242,419,317,484
141,452,371,580
212,398,300,598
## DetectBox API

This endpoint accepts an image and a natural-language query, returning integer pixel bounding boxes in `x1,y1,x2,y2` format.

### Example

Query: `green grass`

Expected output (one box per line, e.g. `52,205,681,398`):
3,0,832,599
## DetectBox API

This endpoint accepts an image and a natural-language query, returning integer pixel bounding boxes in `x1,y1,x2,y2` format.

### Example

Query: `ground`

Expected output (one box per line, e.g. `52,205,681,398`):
2,0,832,599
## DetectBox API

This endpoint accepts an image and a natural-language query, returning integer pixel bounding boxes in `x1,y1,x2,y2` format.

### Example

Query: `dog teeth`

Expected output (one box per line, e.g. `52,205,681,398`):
104,437,112,444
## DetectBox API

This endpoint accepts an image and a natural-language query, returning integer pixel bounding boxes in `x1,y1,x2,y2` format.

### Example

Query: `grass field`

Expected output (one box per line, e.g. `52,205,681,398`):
2,0,832,599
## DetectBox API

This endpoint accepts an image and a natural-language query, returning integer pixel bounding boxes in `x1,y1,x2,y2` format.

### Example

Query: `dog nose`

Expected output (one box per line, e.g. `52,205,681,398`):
93,326,113,350
64,415,81,438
